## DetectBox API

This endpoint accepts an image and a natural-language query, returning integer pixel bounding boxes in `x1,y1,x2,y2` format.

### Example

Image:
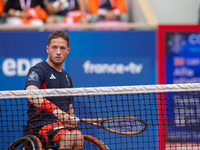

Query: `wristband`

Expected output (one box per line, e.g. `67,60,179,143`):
15,10,20,17
40,99,58,113
113,9,120,16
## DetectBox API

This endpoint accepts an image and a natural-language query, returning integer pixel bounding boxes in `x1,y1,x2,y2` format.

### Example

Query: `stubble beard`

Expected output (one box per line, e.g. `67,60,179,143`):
49,56,64,65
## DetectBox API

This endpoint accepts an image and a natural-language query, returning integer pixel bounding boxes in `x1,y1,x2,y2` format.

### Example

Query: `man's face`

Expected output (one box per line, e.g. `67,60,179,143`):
47,37,70,65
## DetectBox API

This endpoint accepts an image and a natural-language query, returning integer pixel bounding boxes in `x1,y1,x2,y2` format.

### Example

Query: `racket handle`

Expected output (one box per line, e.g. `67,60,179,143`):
70,116,81,122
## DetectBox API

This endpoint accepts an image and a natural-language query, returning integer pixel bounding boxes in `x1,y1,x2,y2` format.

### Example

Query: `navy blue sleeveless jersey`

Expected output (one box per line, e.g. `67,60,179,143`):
25,61,73,129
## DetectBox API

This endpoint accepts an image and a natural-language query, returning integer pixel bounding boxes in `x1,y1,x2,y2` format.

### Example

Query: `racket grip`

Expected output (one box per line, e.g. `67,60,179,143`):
70,116,81,122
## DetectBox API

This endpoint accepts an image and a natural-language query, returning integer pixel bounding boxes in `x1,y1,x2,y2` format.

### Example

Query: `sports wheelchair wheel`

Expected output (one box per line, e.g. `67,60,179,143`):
7,134,109,150
83,135,109,150
7,135,42,150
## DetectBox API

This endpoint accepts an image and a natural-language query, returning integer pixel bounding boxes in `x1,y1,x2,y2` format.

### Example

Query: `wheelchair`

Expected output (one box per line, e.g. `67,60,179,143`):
6,132,109,150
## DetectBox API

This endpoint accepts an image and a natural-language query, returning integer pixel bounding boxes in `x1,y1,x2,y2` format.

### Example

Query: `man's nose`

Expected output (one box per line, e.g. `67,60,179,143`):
57,48,61,54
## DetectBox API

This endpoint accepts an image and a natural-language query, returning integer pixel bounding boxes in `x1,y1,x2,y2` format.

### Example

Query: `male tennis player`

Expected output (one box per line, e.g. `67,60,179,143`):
24,30,84,150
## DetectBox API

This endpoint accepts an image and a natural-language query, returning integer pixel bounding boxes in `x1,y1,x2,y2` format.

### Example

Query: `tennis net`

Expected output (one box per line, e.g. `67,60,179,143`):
1,83,200,150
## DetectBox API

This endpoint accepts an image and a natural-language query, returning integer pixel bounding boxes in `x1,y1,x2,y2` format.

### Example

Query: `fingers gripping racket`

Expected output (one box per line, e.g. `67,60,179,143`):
70,116,147,135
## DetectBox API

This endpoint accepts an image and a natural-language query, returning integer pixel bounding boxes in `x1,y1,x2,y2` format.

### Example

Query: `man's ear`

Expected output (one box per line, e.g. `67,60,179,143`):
46,46,49,53
67,48,71,54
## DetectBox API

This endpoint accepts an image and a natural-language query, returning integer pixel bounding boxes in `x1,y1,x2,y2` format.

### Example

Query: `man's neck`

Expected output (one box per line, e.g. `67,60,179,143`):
46,59,63,72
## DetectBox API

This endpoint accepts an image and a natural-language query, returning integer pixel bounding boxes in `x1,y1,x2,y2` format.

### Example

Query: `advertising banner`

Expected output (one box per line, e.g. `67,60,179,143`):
0,30,156,90
69,57,152,87
157,25,200,150
166,32,200,84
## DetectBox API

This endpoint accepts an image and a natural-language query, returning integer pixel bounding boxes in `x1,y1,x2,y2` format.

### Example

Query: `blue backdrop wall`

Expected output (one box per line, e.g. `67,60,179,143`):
0,30,156,90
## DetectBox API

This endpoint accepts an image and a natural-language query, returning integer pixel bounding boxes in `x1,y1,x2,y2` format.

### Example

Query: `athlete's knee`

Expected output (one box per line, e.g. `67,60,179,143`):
72,131,83,140
59,131,75,149
60,131,74,142
72,131,84,148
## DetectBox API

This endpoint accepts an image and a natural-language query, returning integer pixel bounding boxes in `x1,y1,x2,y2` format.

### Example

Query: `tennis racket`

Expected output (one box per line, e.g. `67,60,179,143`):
70,116,147,135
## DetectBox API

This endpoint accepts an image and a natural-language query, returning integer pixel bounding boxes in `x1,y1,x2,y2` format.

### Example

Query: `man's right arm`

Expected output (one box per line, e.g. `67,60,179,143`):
26,85,42,107
26,85,70,122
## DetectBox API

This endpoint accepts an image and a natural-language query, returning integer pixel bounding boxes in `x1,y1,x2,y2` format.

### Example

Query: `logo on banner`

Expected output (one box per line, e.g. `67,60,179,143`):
1,58,43,77
173,57,185,66
188,33,200,45
168,33,186,54
82,60,143,74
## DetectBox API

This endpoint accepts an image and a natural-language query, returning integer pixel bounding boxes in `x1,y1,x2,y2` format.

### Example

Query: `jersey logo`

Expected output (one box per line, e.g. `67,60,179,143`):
50,73,56,79
28,71,38,82
66,75,71,86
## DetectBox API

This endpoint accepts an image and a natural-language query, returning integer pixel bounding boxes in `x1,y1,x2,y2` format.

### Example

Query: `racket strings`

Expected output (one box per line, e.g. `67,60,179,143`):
102,118,146,132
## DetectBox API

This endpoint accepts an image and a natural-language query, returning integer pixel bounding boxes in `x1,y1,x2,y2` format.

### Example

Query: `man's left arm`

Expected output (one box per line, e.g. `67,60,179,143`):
77,0,88,23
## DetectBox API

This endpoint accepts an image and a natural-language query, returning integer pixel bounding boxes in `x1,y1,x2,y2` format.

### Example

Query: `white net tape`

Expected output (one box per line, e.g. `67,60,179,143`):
0,83,200,98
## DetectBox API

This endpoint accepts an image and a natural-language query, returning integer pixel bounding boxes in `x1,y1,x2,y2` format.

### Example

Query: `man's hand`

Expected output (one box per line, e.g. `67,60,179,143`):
79,16,89,24
57,1,64,11
20,12,31,18
53,108,70,122
52,1,66,12
105,10,116,20
69,118,78,127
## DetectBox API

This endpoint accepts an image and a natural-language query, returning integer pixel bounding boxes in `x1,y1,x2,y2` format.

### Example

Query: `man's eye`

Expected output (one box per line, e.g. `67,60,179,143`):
61,47,66,50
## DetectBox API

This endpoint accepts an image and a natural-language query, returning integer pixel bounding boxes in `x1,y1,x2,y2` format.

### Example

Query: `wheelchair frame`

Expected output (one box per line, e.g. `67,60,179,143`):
7,134,109,150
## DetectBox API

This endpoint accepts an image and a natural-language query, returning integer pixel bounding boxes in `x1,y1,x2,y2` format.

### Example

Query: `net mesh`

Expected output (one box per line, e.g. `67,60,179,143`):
1,83,200,150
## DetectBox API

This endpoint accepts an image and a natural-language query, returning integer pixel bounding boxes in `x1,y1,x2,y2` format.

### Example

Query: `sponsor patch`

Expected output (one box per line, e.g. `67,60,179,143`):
28,71,39,82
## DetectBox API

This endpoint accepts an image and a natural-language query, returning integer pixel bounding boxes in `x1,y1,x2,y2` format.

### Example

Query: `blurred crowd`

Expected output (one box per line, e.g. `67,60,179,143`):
0,0,129,26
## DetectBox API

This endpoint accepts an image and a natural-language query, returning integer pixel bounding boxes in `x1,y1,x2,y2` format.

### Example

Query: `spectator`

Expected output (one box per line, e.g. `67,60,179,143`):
0,0,5,24
44,0,89,24
88,0,129,23
4,0,47,25
0,0,4,15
